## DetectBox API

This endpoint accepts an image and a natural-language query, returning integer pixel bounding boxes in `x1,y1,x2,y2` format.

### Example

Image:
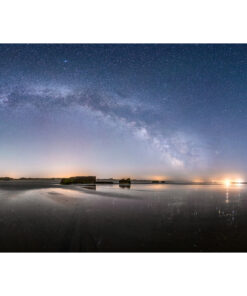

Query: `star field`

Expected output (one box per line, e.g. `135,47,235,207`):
0,44,247,179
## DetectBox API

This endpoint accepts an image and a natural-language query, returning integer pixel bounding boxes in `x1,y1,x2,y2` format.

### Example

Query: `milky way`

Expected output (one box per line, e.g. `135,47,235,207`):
0,44,247,179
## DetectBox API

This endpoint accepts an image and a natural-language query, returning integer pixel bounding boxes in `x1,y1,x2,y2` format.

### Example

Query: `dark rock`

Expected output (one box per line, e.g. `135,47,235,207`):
119,178,131,184
61,176,96,185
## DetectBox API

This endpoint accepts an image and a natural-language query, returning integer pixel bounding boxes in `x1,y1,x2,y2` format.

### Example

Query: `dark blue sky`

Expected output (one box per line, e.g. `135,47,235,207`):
0,44,247,179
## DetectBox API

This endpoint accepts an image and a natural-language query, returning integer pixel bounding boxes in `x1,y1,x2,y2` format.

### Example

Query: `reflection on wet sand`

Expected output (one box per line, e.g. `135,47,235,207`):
82,185,96,190
1,181,247,251
119,184,131,189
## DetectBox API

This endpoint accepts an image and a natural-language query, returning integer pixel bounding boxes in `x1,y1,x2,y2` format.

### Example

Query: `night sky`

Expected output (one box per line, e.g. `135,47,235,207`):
0,44,247,180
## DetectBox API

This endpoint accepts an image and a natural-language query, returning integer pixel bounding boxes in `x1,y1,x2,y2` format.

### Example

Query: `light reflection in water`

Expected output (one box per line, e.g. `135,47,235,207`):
119,184,131,189
225,189,229,204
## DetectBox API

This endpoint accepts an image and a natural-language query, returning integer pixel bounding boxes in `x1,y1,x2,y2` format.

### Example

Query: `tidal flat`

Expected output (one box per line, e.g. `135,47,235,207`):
0,180,246,252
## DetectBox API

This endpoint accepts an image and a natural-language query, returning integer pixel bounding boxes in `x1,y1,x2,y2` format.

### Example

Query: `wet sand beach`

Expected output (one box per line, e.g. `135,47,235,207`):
0,180,247,252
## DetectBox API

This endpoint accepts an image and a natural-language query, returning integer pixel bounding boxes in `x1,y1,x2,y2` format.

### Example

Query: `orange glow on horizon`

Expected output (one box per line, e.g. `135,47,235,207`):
193,178,204,183
150,175,167,181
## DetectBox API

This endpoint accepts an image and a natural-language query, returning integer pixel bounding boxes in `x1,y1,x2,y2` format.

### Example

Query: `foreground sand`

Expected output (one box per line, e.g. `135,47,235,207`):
0,180,148,251
1,180,247,251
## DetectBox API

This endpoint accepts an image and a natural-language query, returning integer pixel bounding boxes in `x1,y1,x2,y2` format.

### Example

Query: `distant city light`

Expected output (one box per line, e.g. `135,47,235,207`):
236,179,244,183
224,179,231,186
